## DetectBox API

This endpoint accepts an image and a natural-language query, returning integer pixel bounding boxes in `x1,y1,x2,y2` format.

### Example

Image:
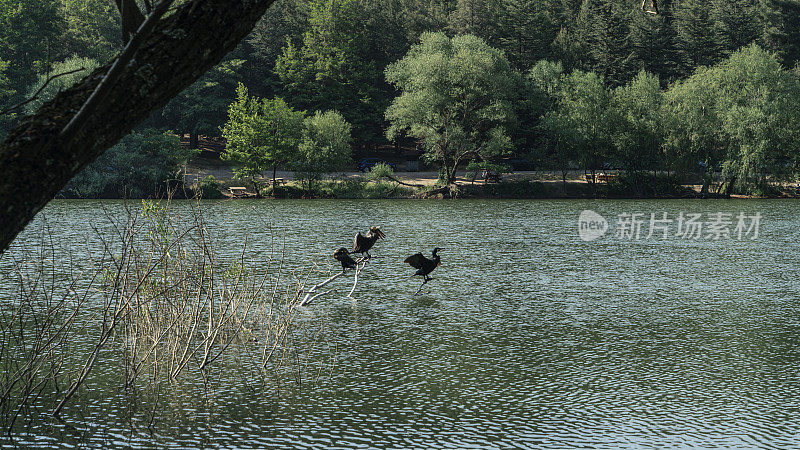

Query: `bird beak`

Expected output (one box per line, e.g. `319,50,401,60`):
378,229,386,239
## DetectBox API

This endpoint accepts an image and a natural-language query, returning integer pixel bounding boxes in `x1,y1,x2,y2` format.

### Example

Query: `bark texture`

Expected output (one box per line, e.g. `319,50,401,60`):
0,0,276,254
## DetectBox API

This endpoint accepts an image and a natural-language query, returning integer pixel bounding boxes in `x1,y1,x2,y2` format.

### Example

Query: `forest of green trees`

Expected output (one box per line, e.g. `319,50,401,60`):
3,0,800,196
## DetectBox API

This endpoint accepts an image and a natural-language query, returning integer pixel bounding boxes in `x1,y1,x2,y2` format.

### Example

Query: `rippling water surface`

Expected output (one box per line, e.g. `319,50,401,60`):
4,199,800,448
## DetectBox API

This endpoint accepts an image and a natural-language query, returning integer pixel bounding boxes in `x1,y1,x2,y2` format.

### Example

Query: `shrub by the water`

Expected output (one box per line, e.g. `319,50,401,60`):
198,175,224,199
605,172,693,198
473,179,551,198
263,177,415,199
64,129,196,198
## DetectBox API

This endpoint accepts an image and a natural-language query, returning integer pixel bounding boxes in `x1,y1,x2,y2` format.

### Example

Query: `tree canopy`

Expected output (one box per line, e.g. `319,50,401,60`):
3,0,800,252
221,83,306,196
385,32,517,184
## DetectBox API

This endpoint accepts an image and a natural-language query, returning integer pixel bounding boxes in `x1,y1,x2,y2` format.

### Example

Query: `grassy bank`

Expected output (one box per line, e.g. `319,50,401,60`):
61,171,798,200
196,172,750,200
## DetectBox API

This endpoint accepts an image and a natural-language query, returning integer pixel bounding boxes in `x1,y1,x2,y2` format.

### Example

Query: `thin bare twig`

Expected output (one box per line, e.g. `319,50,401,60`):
0,68,88,117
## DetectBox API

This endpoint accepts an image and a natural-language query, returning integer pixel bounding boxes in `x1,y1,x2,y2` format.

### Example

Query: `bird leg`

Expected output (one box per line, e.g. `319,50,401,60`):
412,277,434,296
412,281,426,296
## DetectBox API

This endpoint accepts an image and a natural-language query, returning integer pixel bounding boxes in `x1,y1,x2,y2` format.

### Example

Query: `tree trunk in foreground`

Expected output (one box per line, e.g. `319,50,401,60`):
0,0,276,254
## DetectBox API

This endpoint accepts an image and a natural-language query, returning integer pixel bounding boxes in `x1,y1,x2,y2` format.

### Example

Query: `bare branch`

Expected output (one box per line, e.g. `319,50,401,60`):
0,68,87,117
299,256,369,306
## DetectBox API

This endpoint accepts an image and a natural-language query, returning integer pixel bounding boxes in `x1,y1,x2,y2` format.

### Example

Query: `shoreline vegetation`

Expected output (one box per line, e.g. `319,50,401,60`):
58,167,800,200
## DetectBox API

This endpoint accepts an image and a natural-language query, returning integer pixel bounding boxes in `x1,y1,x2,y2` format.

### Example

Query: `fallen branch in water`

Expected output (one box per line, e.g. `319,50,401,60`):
299,256,370,306
347,259,369,298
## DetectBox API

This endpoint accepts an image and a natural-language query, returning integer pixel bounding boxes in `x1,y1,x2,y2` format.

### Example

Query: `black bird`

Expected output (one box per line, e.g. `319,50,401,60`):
333,248,357,272
352,226,386,258
404,247,443,283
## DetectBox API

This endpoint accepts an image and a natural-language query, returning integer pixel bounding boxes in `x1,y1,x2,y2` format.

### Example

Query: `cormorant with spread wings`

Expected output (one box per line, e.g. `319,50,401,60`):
352,226,385,258
404,248,443,283
333,248,357,272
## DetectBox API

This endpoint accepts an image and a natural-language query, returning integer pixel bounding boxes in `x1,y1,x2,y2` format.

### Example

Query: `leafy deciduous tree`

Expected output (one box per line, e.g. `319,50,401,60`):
221,83,305,196
610,69,664,173
541,69,613,186
161,59,245,148
294,109,352,193
385,32,517,184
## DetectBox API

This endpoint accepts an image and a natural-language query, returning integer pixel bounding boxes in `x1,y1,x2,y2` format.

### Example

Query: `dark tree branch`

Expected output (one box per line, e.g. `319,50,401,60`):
61,0,175,142
0,0,278,254
115,0,146,43
0,68,87,116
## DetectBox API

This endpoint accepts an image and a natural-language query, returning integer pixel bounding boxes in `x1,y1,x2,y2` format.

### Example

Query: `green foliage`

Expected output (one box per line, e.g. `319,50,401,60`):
469,179,550,198
247,0,310,96
673,0,723,71
365,162,395,182
0,59,12,99
465,160,511,181
65,130,196,198
610,70,664,171
494,0,564,70
711,0,761,57
275,0,398,146
540,68,613,176
162,59,245,140
24,55,100,114
761,0,800,68
575,0,635,86
322,177,410,199
628,1,679,80
663,44,800,193
0,59,14,138
59,0,120,62
221,83,306,195
293,110,353,191
0,0,63,95
605,171,692,198
198,175,224,199
386,32,517,184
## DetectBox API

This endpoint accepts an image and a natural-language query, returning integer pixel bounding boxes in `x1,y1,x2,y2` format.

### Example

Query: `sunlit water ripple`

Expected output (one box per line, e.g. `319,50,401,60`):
2,199,800,448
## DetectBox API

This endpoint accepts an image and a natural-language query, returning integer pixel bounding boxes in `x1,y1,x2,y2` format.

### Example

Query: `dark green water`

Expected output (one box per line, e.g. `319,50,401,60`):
3,199,800,448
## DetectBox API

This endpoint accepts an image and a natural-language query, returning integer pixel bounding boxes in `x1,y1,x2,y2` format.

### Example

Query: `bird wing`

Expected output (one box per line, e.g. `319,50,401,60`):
352,233,365,252
404,253,426,269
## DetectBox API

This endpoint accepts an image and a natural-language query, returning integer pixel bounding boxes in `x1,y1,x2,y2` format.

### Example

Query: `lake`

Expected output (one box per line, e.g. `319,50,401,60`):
2,199,799,448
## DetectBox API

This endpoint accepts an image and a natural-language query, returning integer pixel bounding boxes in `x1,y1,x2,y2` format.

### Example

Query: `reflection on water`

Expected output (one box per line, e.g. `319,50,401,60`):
3,199,800,448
